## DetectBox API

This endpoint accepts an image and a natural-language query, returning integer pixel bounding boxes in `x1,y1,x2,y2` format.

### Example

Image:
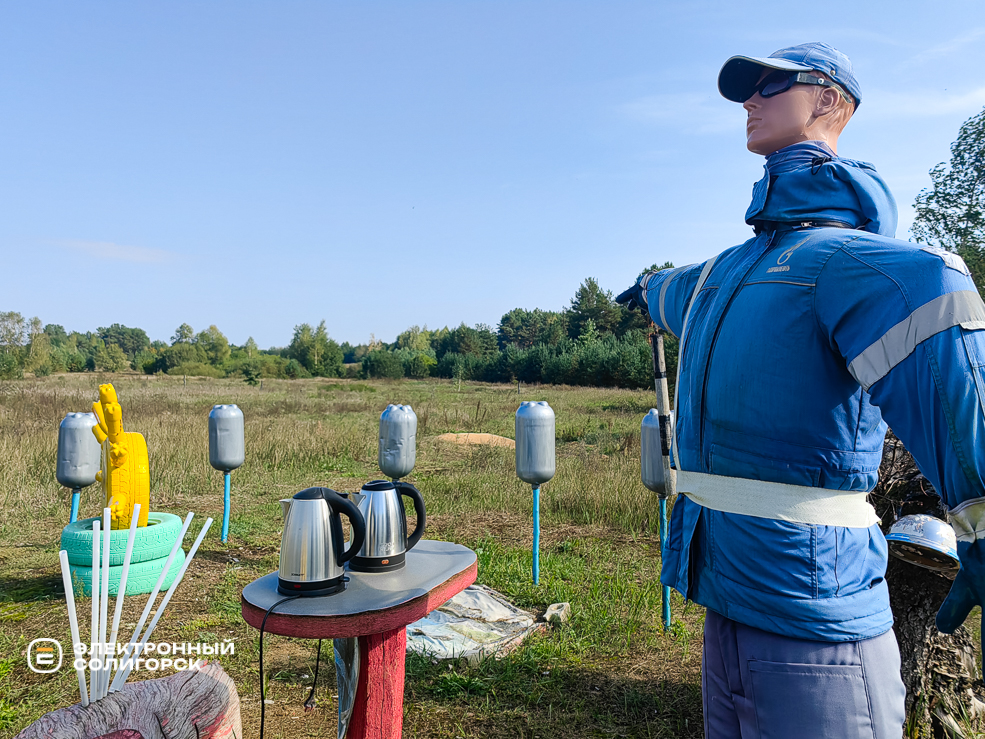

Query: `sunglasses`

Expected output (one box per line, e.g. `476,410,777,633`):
748,70,854,107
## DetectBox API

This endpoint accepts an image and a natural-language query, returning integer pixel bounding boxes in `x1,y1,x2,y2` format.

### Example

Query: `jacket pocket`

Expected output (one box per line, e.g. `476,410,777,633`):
710,443,821,487
749,660,871,739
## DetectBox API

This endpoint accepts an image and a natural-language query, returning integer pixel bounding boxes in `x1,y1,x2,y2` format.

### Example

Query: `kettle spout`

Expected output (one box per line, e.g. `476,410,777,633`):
279,498,292,520
348,492,366,506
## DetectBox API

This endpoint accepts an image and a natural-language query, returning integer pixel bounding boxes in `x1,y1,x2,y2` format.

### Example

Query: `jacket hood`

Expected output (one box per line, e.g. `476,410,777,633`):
745,141,898,237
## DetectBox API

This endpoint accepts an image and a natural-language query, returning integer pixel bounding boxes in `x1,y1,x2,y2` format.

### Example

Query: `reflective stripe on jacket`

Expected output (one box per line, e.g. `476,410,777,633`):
647,142,985,641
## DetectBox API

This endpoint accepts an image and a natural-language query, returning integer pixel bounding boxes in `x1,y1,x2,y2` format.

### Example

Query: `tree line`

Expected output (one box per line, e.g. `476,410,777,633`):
1,107,981,389
0,276,676,390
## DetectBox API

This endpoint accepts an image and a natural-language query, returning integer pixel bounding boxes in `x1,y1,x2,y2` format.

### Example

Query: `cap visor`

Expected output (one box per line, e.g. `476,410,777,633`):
718,55,813,103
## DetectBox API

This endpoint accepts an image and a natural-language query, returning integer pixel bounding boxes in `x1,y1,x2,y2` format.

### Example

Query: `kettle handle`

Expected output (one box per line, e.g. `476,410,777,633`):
395,482,426,551
328,492,366,565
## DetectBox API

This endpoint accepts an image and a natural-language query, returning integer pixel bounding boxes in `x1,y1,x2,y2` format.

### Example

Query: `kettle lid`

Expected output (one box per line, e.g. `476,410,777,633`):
362,480,395,491
293,487,339,500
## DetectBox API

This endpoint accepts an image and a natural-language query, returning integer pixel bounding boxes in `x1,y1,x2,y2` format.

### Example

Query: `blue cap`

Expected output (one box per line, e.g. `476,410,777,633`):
718,42,860,109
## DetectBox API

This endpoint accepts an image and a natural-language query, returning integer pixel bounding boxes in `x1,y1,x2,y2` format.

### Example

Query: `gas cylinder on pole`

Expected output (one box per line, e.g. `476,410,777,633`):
378,404,417,480
57,412,101,523
209,404,245,543
515,401,555,585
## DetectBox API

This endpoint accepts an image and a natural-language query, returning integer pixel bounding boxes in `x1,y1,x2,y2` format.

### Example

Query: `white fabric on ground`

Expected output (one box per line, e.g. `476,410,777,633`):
406,584,541,661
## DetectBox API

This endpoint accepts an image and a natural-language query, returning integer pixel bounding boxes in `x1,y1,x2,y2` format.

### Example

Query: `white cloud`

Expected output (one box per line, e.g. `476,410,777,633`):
901,28,985,69
56,240,178,263
621,93,742,135
861,86,985,120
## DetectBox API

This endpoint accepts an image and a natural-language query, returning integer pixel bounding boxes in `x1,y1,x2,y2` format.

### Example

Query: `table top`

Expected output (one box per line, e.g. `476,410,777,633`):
241,539,478,638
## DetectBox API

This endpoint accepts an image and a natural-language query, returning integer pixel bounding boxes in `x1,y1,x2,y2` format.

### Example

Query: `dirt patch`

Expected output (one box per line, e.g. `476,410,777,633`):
434,433,515,449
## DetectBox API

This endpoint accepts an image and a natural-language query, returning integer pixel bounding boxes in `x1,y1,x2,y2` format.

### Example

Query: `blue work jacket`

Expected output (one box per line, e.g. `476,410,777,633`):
647,142,985,641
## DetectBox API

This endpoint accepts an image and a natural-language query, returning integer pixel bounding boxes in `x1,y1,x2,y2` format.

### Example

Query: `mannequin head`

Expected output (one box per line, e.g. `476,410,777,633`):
717,43,860,157
743,69,854,155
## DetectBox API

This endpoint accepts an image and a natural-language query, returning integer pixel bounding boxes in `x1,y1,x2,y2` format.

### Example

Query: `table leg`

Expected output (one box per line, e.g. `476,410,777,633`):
347,627,406,739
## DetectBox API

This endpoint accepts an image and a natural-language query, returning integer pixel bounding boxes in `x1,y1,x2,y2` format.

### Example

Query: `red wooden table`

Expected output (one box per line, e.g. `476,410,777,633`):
241,540,477,738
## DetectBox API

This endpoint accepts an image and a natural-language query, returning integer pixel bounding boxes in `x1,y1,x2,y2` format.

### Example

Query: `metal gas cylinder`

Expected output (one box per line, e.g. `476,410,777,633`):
515,401,556,485
640,409,666,495
56,412,101,489
209,404,245,472
378,404,417,479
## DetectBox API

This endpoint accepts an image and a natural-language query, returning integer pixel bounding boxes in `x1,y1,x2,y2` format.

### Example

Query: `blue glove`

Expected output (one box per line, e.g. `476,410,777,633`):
937,526,985,674
615,272,657,314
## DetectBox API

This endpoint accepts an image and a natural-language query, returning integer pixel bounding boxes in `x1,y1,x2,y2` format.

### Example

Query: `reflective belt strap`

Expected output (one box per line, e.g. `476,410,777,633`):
677,470,881,528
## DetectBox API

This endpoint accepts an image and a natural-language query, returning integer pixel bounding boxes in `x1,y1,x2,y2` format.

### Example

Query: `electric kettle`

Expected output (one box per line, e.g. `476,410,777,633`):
278,487,366,596
348,480,426,572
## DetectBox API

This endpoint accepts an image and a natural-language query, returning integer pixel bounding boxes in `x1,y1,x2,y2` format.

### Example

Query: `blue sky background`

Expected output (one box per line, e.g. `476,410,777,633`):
2,2,984,348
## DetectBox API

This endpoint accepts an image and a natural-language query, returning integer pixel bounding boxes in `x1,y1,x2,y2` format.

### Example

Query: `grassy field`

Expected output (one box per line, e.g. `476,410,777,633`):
0,373,705,738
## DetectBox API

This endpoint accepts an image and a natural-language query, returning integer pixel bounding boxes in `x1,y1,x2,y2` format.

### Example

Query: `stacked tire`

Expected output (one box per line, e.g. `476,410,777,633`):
60,512,185,596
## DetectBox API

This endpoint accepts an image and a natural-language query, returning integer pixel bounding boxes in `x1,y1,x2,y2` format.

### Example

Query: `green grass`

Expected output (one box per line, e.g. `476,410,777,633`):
0,374,700,738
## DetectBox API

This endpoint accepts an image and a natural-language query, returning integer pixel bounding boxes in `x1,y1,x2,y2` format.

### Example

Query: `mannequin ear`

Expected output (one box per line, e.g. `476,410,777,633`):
814,87,843,117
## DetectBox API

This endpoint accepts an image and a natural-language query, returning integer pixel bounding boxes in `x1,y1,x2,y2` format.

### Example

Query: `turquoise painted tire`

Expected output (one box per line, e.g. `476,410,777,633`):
61,512,183,567
68,548,186,597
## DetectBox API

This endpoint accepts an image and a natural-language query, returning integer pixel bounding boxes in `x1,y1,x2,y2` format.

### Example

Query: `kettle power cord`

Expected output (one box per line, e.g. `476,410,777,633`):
259,595,323,739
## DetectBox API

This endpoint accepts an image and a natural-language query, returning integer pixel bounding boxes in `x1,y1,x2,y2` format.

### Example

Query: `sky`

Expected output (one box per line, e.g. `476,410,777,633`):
2,1,984,348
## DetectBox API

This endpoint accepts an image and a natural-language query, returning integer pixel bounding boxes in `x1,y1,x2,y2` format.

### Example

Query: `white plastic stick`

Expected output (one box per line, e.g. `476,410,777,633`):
89,519,100,700
113,518,213,688
97,507,111,699
58,550,89,707
110,512,194,693
103,504,140,700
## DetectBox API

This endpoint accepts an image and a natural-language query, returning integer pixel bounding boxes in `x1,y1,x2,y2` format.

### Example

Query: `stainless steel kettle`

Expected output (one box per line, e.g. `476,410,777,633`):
278,487,366,596
348,480,426,572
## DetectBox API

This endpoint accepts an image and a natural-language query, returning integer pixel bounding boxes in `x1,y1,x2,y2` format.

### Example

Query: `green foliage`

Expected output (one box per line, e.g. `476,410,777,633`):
93,343,129,372
170,323,194,344
913,106,985,291
498,308,568,348
284,358,310,379
362,350,405,379
433,322,498,358
288,320,343,377
0,353,22,380
0,312,26,356
42,324,67,346
567,277,621,338
395,325,434,352
242,359,263,386
406,352,437,378
195,325,231,365
98,323,150,359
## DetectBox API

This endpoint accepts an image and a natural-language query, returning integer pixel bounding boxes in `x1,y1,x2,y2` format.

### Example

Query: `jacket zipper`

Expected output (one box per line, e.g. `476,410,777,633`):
695,231,783,465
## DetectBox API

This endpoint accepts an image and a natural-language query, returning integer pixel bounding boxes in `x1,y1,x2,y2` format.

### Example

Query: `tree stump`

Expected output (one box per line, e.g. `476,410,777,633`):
14,661,241,739
875,433,981,737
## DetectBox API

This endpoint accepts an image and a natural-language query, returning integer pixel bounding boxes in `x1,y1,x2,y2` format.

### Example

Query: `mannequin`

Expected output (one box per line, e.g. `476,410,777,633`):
616,42,985,738
743,70,851,155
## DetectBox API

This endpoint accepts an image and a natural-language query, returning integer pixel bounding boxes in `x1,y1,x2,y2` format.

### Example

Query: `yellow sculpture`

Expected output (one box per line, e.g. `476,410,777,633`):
91,384,150,529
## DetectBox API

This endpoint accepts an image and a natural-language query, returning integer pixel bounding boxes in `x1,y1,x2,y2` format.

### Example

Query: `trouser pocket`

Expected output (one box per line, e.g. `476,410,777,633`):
749,661,872,739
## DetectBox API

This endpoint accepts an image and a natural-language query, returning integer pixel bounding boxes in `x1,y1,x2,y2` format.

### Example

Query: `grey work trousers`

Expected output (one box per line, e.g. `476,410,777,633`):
702,609,906,738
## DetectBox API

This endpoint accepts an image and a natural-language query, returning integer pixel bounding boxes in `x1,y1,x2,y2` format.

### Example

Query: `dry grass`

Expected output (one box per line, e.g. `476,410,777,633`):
0,373,703,738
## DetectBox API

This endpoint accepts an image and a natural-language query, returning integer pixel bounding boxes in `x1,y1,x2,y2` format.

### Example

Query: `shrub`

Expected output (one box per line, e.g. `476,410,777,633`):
0,353,22,379
362,351,404,379
406,352,437,379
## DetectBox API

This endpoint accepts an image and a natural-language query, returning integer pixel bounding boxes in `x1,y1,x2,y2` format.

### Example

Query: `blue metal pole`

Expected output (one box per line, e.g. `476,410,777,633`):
70,487,81,524
532,485,540,585
222,472,231,543
660,497,671,631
